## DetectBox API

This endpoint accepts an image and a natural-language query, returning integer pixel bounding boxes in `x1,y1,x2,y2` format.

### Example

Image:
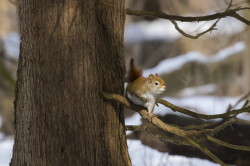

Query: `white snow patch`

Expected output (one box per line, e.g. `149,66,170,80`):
125,113,142,126
2,32,20,59
0,137,14,166
144,42,245,76
125,113,143,134
127,139,219,166
125,19,179,43
0,133,4,140
178,84,217,97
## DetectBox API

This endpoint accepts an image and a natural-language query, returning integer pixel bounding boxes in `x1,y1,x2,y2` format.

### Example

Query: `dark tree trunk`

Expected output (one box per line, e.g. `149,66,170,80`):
11,0,131,166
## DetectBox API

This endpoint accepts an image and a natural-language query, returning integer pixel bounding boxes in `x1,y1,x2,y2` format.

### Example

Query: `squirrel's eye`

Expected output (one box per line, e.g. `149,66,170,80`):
155,82,159,85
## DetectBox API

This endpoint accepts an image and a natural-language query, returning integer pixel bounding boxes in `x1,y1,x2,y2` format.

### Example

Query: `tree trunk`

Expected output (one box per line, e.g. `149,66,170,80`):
11,0,131,166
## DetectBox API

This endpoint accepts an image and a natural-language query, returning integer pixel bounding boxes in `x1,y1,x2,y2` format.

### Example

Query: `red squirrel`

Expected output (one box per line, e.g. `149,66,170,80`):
126,59,166,119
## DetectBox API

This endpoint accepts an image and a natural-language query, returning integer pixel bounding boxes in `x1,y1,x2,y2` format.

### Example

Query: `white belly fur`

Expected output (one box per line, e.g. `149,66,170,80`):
127,92,156,113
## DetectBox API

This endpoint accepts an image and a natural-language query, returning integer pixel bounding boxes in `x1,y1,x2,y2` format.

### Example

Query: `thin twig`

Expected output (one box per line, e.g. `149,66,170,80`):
170,19,219,39
206,135,250,151
187,138,229,166
232,90,250,109
241,100,249,109
179,121,216,130
226,0,233,11
235,118,250,125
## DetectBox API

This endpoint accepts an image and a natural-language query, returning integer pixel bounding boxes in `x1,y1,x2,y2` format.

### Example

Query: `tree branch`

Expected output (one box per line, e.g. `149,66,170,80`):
157,98,250,120
187,138,229,166
126,7,250,25
126,125,190,146
104,92,250,165
169,19,219,39
126,1,250,39
103,93,250,136
206,135,250,151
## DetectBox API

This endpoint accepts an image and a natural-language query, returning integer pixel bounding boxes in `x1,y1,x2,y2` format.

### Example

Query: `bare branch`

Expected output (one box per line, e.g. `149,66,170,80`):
157,98,250,120
232,90,250,109
168,0,234,39
178,121,216,130
126,7,250,25
187,139,229,166
235,118,250,125
103,93,250,136
104,92,250,165
170,19,219,39
206,135,250,151
226,0,233,11
126,125,190,146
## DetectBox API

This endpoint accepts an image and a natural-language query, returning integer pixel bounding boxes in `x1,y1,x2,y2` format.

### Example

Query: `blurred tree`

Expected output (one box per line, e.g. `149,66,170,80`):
11,0,131,166
0,0,18,36
0,39,15,135
244,2,250,92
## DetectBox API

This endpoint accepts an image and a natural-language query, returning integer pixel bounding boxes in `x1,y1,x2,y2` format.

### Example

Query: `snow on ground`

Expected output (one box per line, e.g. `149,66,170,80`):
125,17,245,43
0,136,220,166
143,41,245,76
127,139,219,166
0,136,13,166
125,19,179,43
0,133,4,140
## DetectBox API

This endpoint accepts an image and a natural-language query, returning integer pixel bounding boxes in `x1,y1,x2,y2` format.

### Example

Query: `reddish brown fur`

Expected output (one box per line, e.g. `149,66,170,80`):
127,59,142,83
126,59,166,116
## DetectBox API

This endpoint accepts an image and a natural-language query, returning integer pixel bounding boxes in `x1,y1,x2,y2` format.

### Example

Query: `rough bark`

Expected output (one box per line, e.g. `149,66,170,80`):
11,0,131,166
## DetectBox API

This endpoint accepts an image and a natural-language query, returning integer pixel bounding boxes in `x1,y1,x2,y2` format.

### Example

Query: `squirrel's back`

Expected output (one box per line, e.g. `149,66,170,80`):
127,59,142,83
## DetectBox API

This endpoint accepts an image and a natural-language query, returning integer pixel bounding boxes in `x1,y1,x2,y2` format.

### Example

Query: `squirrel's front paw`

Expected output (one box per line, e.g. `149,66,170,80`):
148,113,156,121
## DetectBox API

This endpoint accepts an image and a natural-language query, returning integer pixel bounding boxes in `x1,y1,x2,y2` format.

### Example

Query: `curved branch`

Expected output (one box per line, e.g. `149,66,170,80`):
126,7,250,25
157,98,250,120
169,19,219,39
168,1,230,39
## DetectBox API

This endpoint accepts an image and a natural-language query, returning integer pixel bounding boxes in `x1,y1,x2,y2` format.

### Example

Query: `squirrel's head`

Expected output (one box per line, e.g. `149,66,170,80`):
147,74,166,95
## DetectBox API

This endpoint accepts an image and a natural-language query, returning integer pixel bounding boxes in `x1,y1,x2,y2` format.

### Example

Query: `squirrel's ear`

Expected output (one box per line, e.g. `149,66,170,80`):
148,74,154,83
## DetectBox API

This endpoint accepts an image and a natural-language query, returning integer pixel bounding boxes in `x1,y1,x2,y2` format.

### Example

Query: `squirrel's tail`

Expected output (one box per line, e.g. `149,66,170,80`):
127,58,142,82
